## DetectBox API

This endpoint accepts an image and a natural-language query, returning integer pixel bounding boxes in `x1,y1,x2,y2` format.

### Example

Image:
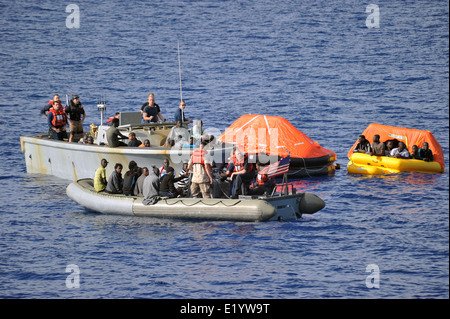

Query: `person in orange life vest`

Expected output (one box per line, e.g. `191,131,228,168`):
187,141,214,198
139,139,151,147
230,148,255,199
219,147,236,180
48,100,68,140
106,112,120,125
65,95,85,142
248,161,275,196
41,94,63,119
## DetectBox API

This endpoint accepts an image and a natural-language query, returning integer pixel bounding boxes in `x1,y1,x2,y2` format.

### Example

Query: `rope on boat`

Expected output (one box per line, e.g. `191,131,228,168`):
162,198,242,207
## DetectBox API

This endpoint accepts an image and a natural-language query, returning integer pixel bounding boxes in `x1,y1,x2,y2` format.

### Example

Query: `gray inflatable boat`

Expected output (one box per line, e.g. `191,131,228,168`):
66,179,325,222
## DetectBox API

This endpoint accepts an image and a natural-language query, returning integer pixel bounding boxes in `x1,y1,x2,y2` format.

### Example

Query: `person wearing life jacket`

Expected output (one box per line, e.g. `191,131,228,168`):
187,141,213,198
47,100,68,140
41,94,63,119
248,161,275,196
65,95,86,143
230,148,256,199
106,112,120,125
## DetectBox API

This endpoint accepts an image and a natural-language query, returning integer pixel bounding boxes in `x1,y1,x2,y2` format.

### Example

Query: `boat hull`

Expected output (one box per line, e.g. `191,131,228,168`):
347,153,444,175
66,179,326,221
20,133,231,181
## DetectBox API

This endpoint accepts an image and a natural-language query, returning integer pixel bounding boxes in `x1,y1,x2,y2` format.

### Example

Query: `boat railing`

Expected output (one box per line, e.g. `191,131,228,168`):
271,182,297,197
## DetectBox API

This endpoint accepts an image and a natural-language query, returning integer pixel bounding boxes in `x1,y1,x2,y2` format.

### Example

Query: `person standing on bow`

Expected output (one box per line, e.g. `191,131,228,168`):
174,100,193,123
141,93,165,123
41,94,63,119
48,100,68,141
65,95,85,143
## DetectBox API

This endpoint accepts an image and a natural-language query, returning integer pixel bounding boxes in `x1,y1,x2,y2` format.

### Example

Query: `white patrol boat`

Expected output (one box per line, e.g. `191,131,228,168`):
20,100,231,181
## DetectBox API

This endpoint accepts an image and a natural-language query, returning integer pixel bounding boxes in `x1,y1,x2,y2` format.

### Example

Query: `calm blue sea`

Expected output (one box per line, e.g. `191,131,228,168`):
0,0,448,300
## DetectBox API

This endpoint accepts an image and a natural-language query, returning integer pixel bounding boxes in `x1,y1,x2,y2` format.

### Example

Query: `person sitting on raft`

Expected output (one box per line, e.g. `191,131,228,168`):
410,145,420,159
134,167,149,196
123,160,142,196
94,158,108,192
159,166,185,198
418,142,434,162
106,163,123,194
353,134,372,154
142,166,161,205
248,161,275,196
230,148,255,199
385,140,395,156
390,141,410,159
369,134,385,156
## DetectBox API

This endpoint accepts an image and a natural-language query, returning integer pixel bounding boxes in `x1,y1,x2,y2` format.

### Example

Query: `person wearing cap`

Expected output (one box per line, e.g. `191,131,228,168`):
94,159,108,192
65,95,86,142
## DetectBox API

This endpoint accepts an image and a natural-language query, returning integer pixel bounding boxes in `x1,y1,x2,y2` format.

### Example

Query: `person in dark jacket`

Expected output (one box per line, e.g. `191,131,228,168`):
106,118,128,147
159,167,184,198
418,142,434,162
353,135,371,154
127,132,142,147
65,95,85,142
41,94,63,119
106,163,123,194
123,161,142,196
142,167,160,205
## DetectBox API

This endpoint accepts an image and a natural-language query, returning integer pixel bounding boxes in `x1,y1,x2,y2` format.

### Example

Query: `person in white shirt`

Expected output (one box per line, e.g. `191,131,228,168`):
390,141,410,159
165,120,190,148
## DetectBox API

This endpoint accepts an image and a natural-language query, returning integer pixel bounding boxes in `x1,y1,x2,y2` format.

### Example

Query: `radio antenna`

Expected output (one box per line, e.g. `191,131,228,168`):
177,40,184,121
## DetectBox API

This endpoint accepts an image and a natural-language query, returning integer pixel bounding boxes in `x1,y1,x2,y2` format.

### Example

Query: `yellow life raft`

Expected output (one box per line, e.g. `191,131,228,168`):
347,153,444,175
347,123,445,175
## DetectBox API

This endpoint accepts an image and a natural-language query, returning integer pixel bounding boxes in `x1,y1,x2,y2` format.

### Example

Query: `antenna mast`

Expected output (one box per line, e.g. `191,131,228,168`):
178,40,184,121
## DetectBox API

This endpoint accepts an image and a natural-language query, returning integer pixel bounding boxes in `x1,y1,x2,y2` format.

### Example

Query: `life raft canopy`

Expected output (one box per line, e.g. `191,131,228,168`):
218,114,336,161
348,123,445,171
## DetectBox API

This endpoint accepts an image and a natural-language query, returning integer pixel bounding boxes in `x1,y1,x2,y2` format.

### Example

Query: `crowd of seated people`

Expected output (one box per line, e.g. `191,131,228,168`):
353,134,434,161
92,145,278,203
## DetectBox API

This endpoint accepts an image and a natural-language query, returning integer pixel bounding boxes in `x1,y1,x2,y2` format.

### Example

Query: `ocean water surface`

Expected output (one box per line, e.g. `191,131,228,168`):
0,0,448,299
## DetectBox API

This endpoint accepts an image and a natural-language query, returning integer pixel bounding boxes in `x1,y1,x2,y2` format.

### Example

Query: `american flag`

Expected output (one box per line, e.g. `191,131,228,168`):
260,155,291,178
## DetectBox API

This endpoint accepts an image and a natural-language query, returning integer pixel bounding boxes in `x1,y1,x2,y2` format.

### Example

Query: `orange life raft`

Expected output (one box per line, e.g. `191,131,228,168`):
347,123,445,174
218,114,337,177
